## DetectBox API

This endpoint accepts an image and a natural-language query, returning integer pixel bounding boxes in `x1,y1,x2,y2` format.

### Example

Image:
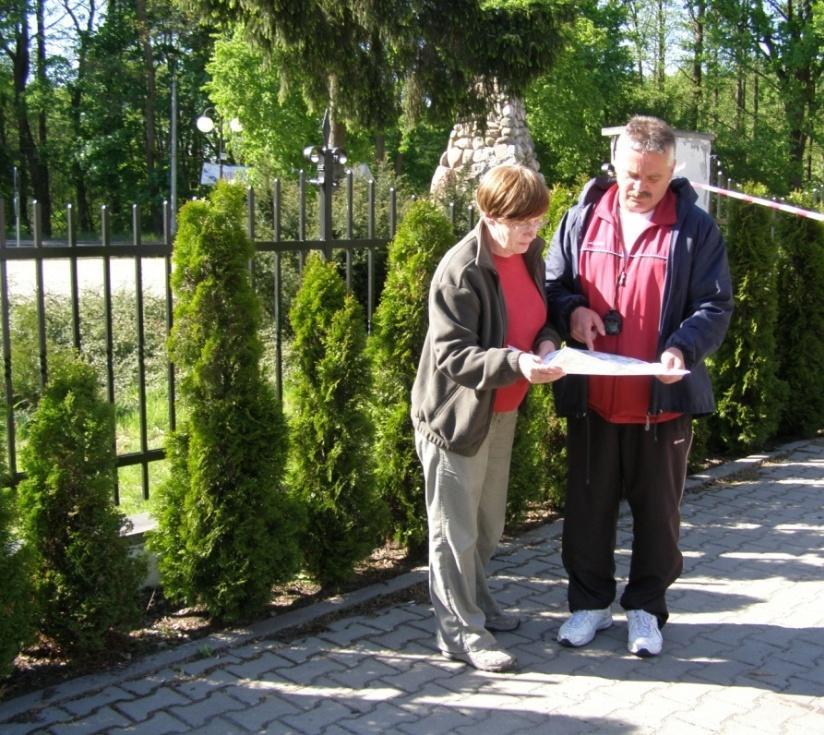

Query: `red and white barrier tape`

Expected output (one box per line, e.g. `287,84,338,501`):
692,181,824,223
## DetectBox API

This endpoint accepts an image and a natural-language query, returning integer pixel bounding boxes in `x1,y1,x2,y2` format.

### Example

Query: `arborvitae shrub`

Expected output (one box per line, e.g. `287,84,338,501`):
507,386,567,526
367,200,454,552
0,457,34,678
150,182,301,621
288,253,387,586
17,353,143,655
708,183,786,453
774,194,824,437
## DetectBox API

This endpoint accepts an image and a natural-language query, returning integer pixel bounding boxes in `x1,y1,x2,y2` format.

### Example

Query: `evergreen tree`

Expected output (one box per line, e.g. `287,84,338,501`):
18,353,143,655
774,194,824,437
150,182,301,621
708,184,786,452
367,200,454,553
0,453,34,678
288,253,386,586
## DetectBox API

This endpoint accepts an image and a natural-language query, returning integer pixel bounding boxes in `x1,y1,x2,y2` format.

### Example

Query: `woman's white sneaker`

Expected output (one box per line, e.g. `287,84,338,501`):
626,609,663,657
557,608,613,647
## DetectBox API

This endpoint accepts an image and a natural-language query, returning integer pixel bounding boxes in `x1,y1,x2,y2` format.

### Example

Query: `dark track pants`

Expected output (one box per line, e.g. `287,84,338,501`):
561,412,693,626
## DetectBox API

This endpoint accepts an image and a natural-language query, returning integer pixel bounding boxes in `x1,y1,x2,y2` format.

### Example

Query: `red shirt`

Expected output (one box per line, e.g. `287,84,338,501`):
579,185,681,424
492,253,547,412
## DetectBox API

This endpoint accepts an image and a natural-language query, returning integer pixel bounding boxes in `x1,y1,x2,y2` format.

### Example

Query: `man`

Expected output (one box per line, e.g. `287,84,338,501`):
545,115,733,657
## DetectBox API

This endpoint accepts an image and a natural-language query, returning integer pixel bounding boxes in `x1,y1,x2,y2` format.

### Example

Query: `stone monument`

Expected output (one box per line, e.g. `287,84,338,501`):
430,95,540,197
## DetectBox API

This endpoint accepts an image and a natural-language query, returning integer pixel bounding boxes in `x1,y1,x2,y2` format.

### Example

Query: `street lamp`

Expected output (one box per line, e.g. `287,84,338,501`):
303,109,347,244
196,108,243,183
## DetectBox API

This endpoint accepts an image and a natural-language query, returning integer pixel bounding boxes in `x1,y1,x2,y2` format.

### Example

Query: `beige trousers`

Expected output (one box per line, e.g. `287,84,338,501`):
415,411,517,653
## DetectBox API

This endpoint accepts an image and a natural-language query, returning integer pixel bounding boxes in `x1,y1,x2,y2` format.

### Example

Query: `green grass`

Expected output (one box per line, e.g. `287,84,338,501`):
114,386,171,516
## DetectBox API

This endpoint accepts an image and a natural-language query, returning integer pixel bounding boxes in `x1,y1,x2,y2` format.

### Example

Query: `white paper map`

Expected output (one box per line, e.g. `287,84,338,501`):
543,347,690,377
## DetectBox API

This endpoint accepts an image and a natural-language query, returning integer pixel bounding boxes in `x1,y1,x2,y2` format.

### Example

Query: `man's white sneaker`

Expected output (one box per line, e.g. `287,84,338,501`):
557,608,613,647
627,609,663,657
442,647,518,672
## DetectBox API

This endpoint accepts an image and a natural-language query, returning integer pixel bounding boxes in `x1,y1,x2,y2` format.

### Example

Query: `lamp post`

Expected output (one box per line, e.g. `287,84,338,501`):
303,110,347,246
196,108,243,183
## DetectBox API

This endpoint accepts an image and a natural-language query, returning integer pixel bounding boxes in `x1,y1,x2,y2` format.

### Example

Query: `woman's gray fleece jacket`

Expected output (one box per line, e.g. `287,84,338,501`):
411,222,560,457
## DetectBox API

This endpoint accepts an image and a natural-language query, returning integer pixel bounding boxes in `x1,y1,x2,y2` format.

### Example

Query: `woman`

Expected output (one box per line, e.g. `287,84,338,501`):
411,163,564,672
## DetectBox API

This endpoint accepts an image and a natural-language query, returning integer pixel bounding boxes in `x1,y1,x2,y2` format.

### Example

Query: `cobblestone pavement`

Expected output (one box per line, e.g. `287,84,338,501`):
2,439,823,734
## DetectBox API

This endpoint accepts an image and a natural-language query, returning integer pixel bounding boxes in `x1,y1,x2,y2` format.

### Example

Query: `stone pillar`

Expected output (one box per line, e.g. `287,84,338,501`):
430,96,540,197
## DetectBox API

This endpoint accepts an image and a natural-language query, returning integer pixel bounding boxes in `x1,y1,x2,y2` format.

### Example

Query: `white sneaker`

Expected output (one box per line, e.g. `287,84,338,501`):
442,647,518,672
557,608,613,647
627,609,663,657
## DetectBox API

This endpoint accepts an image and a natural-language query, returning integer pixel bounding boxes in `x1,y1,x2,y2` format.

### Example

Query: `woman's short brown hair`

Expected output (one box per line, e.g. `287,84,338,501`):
475,164,549,221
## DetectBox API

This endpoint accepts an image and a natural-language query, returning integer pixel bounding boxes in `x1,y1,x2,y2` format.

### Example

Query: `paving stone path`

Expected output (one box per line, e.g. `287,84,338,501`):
1,439,822,734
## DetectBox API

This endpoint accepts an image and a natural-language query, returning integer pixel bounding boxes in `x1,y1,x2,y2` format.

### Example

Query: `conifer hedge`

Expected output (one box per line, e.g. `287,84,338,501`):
774,194,824,437
0,457,34,677
368,200,454,552
17,353,143,654
150,183,301,621
708,183,787,452
288,253,387,586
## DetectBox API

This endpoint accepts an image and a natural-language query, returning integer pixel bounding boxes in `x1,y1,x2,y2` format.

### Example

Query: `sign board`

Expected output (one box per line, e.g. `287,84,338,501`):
200,162,248,186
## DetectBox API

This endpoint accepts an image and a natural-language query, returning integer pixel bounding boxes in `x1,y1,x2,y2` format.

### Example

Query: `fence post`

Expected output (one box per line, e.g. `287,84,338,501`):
299,169,306,269
67,203,81,349
163,200,176,433
345,170,354,290
0,201,17,482
367,180,376,333
101,204,119,503
133,204,150,500
33,200,47,391
273,179,283,403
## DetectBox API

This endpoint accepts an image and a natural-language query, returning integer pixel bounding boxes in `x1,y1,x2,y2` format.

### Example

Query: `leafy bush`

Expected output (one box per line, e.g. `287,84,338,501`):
150,182,301,621
17,352,143,655
288,253,387,586
7,290,168,414
774,194,824,437
367,200,454,552
708,183,786,452
0,453,34,677
507,386,567,526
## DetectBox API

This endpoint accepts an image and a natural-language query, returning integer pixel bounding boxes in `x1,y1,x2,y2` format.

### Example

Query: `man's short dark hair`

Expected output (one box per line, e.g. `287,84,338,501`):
620,116,676,159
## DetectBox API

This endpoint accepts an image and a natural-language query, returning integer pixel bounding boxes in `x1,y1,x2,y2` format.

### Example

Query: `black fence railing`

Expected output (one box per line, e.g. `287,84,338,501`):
0,176,476,505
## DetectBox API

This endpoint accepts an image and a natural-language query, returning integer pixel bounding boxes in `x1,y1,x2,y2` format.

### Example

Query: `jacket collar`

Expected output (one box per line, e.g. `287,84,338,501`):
581,175,698,225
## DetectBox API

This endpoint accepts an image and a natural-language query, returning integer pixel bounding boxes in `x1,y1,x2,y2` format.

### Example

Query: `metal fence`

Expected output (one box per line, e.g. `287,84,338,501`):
0,175,475,505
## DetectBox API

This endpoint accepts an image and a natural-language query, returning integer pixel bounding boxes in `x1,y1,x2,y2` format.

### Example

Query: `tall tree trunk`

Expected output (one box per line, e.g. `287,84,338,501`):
34,0,52,235
687,0,705,130
655,0,667,91
64,0,96,232
136,0,159,229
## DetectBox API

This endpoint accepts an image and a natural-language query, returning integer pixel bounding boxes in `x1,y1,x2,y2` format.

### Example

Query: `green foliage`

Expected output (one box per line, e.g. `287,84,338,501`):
0,455,35,678
288,253,387,586
708,184,787,452
367,200,454,552
544,183,578,241
183,1,572,133
7,291,169,414
774,194,824,437
506,386,566,526
205,30,326,182
150,182,301,621
527,0,634,184
17,353,143,655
